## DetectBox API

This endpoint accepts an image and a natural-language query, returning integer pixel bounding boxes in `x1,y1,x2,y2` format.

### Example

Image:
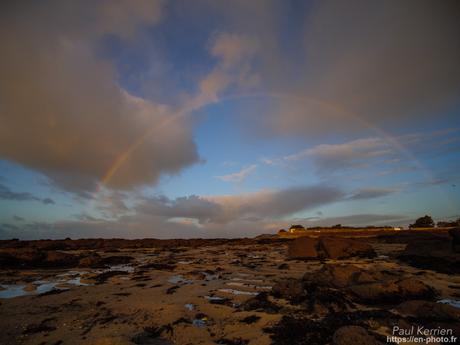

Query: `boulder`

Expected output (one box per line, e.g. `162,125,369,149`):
0,248,79,268
349,278,435,304
78,252,103,267
319,237,376,259
0,248,44,266
332,326,382,345
449,228,460,253
272,278,307,303
302,264,384,288
241,292,280,314
395,300,460,321
287,237,319,259
398,237,460,274
43,251,79,267
99,255,134,266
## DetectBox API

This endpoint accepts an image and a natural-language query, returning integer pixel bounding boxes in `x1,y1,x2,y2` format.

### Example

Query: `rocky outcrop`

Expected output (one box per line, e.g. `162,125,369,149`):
398,236,460,274
272,278,307,303
395,300,460,321
449,227,460,252
302,264,385,288
287,237,376,260
349,277,435,304
0,248,79,268
299,264,436,305
332,326,382,345
319,238,375,259
287,237,319,259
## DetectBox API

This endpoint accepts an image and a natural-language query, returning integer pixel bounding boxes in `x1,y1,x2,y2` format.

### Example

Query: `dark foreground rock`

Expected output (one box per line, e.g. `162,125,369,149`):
395,300,460,321
287,237,319,259
299,264,436,305
264,310,395,345
287,237,376,260
0,248,80,268
398,237,460,274
332,325,382,345
349,277,436,304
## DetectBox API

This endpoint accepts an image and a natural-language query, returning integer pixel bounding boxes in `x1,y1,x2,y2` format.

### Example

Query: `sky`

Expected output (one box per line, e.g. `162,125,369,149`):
0,0,459,239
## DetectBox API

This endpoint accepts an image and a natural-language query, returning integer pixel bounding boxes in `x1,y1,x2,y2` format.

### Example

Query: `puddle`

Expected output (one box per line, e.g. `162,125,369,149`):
230,277,264,283
0,270,93,299
226,282,271,290
107,264,134,273
438,299,460,309
184,303,195,311
205,295,226,301
192,319,206,328
168,275,191,284
0,284,28,298
218,288,258,296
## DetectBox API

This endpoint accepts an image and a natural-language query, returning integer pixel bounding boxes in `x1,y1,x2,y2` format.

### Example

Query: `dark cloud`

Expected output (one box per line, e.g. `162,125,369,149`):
0,184,55,205
137,185,345,224
349,187,399,200
265,0,460,136
0,1,199,194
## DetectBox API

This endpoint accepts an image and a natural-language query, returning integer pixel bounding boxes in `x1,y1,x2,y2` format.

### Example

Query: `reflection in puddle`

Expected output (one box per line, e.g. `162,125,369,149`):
218,288,258,296
184,303,195,311
205,295,226,301
0,270,93,299
168,275,191,284
438,299,460,309
192,319,206,328
226,282,271,290
0,284,28,298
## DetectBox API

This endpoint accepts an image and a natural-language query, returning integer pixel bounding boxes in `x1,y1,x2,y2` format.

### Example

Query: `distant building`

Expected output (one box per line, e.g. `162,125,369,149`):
277,229,287,235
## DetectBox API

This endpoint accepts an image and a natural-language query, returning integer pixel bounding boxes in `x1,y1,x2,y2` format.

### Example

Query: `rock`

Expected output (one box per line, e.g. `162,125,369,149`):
140,263,176,271
349,278,435,304
94,271,129,284
241,292,280,313
303,264,360,288
43,251,79,267
182,270,206,280
449,228,460,252
319,237,376,259
449,227,460,240
0,248,79,268
302,264,383,288
332,326,382,345
272,278,307,303
395,300,460,321
99,255,133,266
0,248,44,267
398,237,460,274
78,252,103,267
287,237,319,259
286,237,376,260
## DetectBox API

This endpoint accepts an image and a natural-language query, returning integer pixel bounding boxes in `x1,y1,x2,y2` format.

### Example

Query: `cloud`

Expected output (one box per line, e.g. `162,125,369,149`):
285,138,392,173
216,165,257,183
0,1,200,194
0,184,55,205
137,184,345,224
204,1,460,137
0,184,415,239
349,187,399,200
191,32,260,107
